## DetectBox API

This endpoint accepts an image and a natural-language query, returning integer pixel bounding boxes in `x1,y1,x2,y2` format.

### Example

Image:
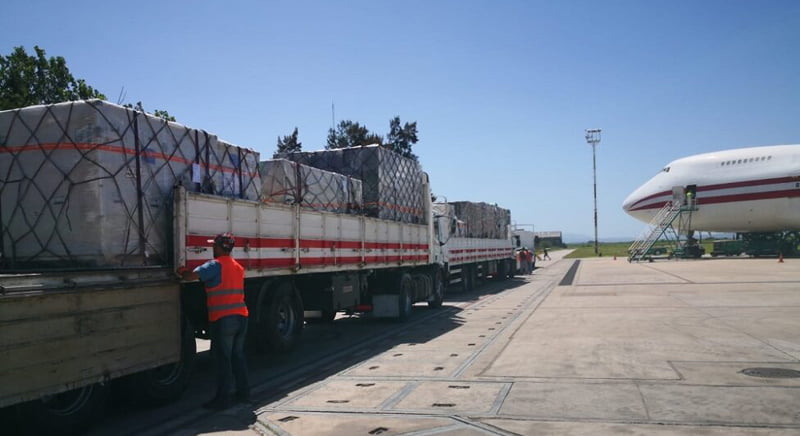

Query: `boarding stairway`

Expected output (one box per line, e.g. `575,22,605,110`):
628,199,696,262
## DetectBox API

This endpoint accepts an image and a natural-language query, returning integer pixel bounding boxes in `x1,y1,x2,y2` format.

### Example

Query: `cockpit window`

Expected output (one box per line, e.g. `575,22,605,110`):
662,167,670,173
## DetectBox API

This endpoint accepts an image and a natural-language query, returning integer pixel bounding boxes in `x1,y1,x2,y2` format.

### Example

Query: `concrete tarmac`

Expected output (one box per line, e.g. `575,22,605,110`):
196,252,800,435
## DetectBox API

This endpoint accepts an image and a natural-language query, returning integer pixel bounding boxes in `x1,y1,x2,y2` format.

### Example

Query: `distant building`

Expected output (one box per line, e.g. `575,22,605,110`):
512,229,536,250
534,231,564,248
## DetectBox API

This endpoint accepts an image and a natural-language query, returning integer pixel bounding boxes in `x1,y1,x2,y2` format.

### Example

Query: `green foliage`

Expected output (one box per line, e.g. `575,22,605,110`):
152,109,176,122
0,46,106,110
564,241,714,259
123,101,176,122
385,116,418,160
564,242,633,258
326,120,383,150
274,127,302,157
325,117,420,161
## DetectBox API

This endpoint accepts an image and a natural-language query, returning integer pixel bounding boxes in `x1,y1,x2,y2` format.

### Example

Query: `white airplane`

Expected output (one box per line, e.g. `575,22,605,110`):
623,144,800,233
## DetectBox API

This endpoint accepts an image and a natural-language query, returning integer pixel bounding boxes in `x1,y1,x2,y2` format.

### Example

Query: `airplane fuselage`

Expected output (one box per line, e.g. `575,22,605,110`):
623,145,800,233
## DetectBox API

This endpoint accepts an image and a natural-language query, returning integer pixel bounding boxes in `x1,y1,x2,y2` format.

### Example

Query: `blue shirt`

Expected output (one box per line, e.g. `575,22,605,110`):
194,259,222,288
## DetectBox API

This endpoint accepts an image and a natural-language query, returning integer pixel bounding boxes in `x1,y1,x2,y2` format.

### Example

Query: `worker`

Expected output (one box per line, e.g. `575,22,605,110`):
525,248,534,274
177,232,250,409
543,247,551,261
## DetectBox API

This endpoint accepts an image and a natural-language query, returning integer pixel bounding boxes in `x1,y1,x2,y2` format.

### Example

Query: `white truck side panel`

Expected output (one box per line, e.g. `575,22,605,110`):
444,237,514,266
176,188,431,276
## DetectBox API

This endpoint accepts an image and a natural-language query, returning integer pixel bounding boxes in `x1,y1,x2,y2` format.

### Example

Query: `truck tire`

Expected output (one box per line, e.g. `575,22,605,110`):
428,269,444,309
118,314,197,405
398,274,413,321
257,282,303,352
16,383,109,436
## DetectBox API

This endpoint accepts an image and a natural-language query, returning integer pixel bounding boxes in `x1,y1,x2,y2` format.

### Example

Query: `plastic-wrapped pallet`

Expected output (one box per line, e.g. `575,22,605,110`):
259,159,362,213
287,145,426,224
0,99,260,269
449,201,511,239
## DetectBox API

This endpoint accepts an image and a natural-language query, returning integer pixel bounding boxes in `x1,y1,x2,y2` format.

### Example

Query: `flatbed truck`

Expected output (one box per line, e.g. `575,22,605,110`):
0,100,515,434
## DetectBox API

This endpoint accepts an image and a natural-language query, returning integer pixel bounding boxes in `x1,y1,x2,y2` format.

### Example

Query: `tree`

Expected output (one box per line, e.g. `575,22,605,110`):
324,117,420,161
123,101,176,122
0,46,106,110
152,109,176,122
326,120,383,150
385,116,419,160
274,127,302,157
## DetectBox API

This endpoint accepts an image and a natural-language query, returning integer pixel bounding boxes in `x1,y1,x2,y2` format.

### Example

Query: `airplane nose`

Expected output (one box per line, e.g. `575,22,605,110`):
622,191,638,213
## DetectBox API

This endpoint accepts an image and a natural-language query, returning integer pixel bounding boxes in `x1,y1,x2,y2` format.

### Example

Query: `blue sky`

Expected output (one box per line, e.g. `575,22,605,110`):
3,0,798,241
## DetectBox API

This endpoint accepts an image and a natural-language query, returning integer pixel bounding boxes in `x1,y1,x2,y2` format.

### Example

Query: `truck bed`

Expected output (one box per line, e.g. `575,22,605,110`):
0,269,179,408
175,188,433,277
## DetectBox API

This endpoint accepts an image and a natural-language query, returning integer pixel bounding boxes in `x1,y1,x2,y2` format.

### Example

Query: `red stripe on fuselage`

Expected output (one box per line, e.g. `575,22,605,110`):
628,176,800,211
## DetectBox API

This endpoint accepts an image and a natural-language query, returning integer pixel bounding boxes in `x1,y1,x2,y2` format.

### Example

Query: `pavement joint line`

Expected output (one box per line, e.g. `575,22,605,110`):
378,380,420,410
641,263,695,283
461,413,800,430
450,415,520,436
576,280,800,287
254,418,289,436
474,280,563,378
487,383,514,416
248,266,561,432
260,306,461,410
451,283,553,378
634,381,653,421
395,423,483,436
689,303,800,363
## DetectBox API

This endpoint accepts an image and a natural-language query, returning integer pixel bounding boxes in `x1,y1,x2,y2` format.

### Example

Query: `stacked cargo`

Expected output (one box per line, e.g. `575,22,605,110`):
448,201,511,239
0,100,260,269
258,159,362,213
287,145,427,224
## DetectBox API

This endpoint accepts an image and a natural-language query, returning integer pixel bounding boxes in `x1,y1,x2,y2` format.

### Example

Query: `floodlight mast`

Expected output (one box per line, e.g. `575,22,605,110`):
585,129,602,256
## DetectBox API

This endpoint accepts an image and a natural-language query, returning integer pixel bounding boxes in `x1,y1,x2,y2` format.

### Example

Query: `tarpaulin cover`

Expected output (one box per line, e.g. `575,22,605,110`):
0,100,260,269
447,201,511,239
287,145,426,224
259,159,362,213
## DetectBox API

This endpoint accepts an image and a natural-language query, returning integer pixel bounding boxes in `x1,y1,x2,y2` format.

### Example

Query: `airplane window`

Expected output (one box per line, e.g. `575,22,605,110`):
737,160,742,164
768,156,772,160
749,158,754,162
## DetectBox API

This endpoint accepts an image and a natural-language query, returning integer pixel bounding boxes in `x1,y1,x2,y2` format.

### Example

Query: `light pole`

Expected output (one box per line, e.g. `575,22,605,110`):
585,129,601,256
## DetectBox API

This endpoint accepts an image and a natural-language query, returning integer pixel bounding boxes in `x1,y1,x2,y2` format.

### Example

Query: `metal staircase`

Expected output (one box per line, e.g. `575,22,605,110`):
628,199,696,262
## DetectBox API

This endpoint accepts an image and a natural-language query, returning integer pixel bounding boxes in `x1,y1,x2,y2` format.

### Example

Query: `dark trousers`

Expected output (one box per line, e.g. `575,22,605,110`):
209,315,249,399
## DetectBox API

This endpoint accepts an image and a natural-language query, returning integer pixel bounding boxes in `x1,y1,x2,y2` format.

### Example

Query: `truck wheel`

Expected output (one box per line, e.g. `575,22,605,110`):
398,274,413,321
16,383,109,436
119,314,197,405
428,269,444,309
258,282,303,352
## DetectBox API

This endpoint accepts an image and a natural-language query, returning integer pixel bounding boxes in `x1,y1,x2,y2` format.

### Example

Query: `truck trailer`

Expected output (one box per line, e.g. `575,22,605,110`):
433,202,515,291
0,100,515,434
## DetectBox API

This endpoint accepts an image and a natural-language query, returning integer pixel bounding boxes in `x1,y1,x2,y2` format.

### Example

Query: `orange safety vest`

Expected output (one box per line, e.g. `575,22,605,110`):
206,255,249,322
